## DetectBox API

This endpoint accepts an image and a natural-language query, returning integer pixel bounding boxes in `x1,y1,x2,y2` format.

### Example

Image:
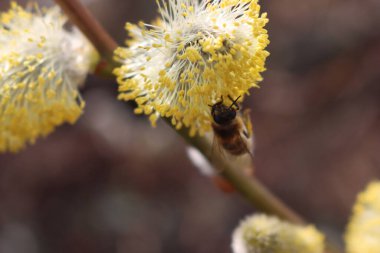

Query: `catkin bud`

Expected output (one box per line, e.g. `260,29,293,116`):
232,214,325,253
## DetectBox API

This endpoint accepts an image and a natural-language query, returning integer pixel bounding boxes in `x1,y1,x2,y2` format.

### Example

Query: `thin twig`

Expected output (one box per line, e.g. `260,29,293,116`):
175,125,305,223
175,127,342,253
54,0,118,76
54,0,343,252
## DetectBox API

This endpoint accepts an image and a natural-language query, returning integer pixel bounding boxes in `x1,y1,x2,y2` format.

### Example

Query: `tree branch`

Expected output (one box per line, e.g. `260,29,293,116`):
53,1,343,252
54,0,118,76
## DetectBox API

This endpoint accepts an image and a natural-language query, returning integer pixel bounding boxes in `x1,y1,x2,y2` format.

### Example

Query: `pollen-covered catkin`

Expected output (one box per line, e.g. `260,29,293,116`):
232,214,325,253
114,0,269,136
0,2,98,152
345,181,380,253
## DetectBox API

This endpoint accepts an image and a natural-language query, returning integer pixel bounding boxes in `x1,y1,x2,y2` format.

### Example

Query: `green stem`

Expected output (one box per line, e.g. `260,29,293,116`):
54,1,343,252
176,125,305,223
175,128,342,253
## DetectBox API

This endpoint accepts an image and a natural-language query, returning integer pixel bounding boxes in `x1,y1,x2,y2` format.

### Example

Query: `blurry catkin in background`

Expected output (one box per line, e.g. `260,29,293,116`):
345,181,380,253
232,214,325,253
0,3,98,152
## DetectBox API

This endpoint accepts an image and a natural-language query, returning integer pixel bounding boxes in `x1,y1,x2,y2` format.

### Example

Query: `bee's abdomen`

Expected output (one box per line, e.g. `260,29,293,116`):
212,122,247,156
221,136,247,155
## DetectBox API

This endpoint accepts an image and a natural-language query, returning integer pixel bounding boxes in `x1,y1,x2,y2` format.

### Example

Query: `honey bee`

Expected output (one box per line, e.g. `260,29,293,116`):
210,95,254,158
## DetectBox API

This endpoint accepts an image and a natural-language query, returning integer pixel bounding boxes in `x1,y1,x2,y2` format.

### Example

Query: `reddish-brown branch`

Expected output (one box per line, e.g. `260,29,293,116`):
54,0,118,74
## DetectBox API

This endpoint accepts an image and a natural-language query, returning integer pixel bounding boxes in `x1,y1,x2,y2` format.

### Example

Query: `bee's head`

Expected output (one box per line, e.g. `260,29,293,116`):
210,96,240,125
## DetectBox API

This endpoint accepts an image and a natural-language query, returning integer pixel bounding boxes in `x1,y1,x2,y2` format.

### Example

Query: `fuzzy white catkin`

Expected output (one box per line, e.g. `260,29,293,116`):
0,3,98,152
114,0,269,136
232,214,325,253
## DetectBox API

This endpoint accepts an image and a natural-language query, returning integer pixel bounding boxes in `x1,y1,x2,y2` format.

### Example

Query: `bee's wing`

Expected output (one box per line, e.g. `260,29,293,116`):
240,109,255,158
242,109,253,138
210,131,228,167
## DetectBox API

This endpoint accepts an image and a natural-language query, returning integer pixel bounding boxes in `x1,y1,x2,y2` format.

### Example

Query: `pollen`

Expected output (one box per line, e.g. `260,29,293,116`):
114,0,270,136
0,2,98,152
345,181,380,253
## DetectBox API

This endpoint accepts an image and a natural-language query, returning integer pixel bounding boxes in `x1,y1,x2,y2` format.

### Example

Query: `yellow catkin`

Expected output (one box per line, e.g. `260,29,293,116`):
114,0,269,136
345,181,380,253
0,2,97,152
232,214,325,253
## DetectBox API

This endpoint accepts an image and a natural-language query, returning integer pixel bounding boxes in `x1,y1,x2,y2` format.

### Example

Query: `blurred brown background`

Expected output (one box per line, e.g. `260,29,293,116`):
1,0,380,252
